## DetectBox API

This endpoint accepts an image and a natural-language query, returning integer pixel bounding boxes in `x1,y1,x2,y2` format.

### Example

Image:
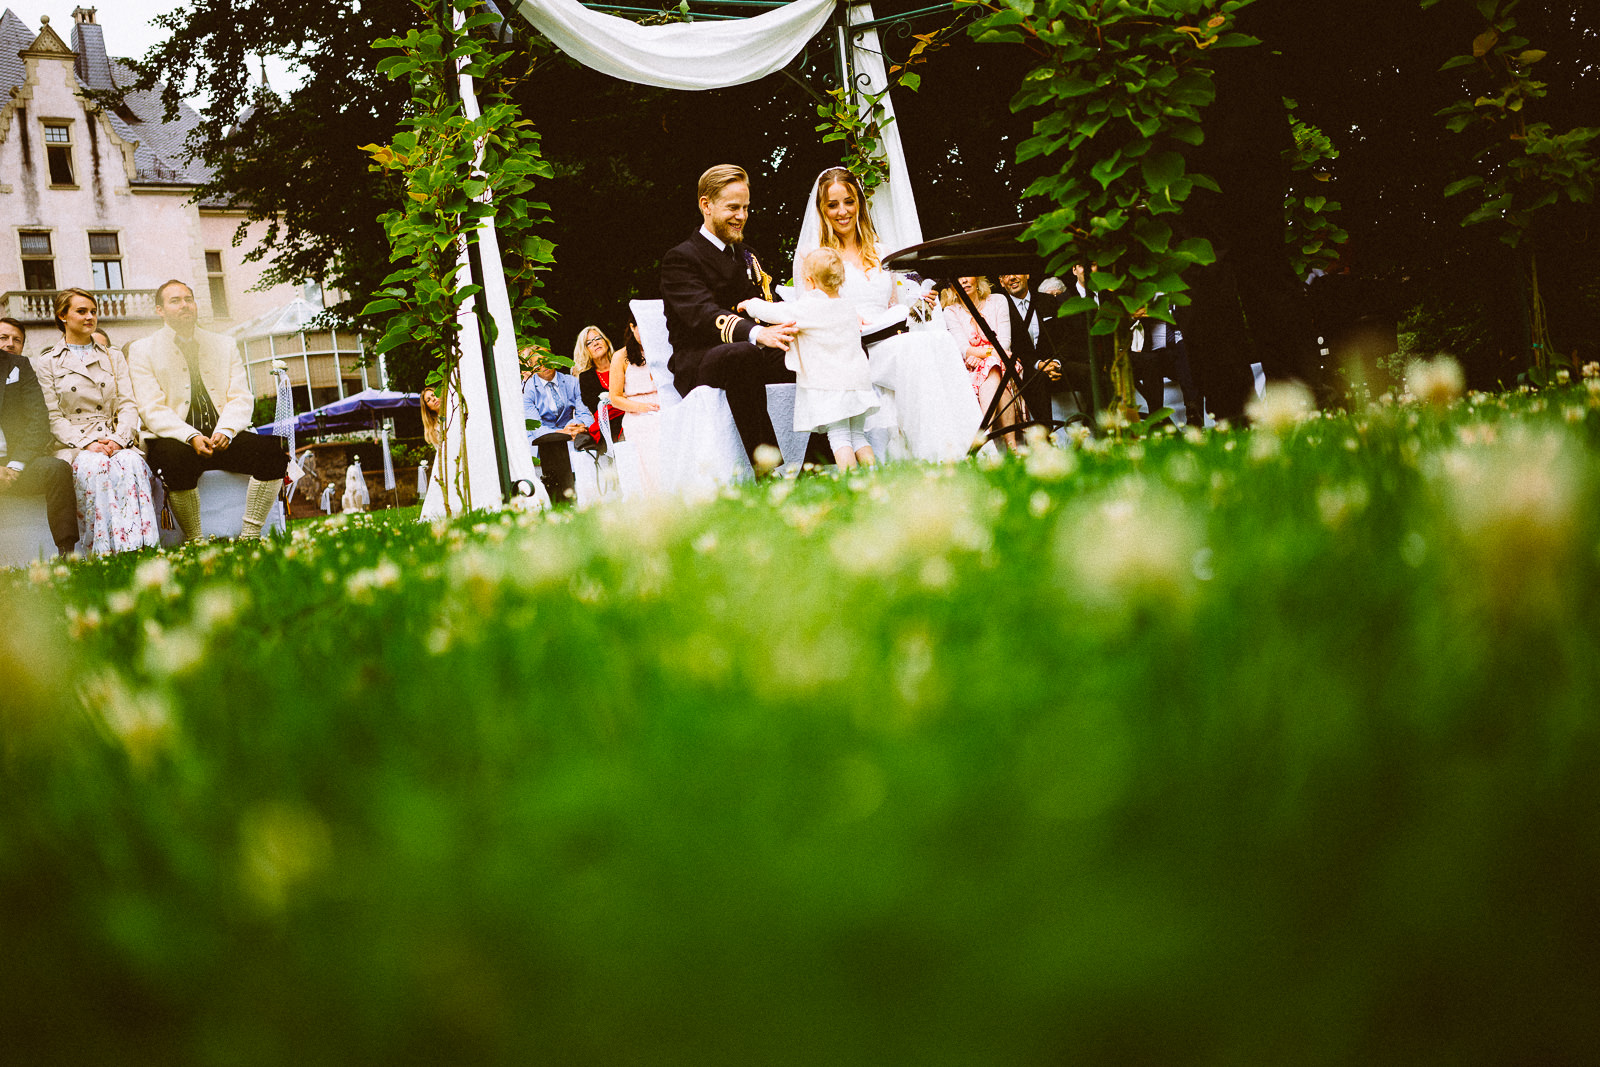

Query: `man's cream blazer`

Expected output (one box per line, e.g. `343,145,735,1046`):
126,325,255,444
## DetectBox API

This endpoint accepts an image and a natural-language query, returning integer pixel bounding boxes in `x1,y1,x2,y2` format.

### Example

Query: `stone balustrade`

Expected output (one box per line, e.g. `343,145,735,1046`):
0,288,159,324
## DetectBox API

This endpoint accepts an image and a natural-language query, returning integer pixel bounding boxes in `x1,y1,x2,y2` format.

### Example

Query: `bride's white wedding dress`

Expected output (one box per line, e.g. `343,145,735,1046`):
837,263,982,462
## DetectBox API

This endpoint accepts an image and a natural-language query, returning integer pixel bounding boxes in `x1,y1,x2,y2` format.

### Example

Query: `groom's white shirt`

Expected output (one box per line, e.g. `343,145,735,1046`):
699,225,727,252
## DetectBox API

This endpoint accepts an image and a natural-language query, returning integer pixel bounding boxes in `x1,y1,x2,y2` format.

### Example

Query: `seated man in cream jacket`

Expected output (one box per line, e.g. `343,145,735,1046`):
127,280,287,540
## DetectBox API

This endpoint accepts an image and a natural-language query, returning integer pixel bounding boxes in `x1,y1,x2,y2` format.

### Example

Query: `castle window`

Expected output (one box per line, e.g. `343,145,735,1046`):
19,231,56,292
206,251,230,318
89,232,124,290
42,122,75,186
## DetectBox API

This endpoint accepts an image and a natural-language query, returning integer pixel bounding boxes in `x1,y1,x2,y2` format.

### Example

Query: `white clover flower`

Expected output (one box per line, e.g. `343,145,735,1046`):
1582,362,1599,381
65,605,102,639
1066,424,1094,449
1183,426,1205,446
1556,368,1571,386
831,475,994,576
1316,482,1371,529
141,621,206,678
1025,442,1077,481
1405,356,1466,408
1431,427,1584,611
1245,380,1316,434
132,556,175,596
191,586,248,632
83,671,174,768
1060,485,1203,613
1028,490,1053,517
752,443,784,477
345,558,402,600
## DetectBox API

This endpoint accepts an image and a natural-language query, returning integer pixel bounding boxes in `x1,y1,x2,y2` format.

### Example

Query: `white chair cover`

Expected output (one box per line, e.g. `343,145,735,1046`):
629,299,754,495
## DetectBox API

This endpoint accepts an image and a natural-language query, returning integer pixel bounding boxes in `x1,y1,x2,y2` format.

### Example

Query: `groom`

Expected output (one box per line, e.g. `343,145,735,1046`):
660,164,798,464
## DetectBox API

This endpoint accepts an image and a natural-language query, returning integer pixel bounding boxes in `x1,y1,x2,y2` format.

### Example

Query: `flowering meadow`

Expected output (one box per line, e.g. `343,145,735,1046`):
5,372,1600,1064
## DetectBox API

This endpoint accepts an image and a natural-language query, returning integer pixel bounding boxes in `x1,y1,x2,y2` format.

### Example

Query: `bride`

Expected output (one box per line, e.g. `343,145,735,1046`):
792,167,981,462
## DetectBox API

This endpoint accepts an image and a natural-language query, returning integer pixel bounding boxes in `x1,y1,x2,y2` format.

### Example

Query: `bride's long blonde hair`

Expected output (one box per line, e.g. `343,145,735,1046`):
811,168,881,272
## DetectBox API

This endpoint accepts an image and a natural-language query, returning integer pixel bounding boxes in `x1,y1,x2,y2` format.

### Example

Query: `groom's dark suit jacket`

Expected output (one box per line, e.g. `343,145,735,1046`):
660,231,773,390
0,352,55,465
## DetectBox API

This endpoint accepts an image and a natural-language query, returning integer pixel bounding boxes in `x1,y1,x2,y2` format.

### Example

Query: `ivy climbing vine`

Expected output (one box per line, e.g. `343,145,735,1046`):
359,0,557,511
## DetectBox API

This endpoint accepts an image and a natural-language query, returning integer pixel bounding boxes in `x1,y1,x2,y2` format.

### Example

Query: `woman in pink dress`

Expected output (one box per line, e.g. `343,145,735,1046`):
943,276,1027,449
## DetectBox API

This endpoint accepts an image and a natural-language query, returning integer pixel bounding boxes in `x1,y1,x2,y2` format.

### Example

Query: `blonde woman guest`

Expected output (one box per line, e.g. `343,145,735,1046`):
420,385,443,449
792,166,980,461
32,288,160,554
943,276,1026,448
572,325,624,445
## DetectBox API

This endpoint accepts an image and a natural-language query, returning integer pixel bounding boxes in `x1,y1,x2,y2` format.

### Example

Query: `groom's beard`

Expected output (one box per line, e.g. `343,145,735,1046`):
710,220,744,245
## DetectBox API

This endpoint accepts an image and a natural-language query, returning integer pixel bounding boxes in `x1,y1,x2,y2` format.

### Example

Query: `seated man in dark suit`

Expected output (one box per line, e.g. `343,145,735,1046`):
998,273,1064,428
0,317,77,557
659,164,799,465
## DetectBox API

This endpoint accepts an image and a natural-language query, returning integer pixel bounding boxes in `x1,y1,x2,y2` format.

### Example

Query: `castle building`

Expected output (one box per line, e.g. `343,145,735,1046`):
0,7,377,408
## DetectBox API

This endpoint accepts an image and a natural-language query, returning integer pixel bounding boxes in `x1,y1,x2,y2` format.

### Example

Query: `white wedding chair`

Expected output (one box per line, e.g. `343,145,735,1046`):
155,470,285,546
629,299,751,495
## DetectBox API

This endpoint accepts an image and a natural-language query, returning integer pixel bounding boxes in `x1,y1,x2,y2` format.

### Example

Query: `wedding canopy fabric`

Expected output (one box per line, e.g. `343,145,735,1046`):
514,0,837,90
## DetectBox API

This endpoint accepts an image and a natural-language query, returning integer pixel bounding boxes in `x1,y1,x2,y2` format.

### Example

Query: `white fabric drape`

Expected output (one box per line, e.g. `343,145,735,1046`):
436,5,548,517
514,0,837,90
842,2,921,256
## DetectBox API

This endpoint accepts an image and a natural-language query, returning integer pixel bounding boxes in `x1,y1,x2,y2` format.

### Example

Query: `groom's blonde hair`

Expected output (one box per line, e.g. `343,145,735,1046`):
698,164,749,204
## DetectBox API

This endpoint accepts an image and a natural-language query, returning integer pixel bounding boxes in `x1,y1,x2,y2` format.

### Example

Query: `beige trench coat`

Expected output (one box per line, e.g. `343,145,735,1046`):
31,340,145,461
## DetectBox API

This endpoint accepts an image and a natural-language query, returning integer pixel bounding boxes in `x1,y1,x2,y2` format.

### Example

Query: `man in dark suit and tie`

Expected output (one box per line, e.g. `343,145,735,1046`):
659,164,798,464
998,273,1065,428
0,317,77,556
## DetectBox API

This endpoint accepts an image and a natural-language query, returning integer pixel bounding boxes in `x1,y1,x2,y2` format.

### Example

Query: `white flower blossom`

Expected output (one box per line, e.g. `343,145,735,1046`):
1405,356,1466,408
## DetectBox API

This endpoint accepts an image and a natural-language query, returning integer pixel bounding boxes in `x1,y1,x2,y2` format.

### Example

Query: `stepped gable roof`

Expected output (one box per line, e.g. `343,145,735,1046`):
0,8,213,187
106,58,210,185
0,9,34,98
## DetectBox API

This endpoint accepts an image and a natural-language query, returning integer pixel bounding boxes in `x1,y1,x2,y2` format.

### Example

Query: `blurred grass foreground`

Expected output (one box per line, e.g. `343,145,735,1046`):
5,379,1600,1065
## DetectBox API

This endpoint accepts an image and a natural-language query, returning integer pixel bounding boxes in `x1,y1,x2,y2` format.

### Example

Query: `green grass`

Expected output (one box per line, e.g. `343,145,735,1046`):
5,384,1600,1064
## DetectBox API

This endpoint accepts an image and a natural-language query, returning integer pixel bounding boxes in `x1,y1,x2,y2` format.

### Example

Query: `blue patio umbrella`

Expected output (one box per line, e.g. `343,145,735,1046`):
254,389,420,437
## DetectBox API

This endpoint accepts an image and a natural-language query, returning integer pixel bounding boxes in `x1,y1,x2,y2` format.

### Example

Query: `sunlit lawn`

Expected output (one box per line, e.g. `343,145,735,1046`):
4,379,1600,1064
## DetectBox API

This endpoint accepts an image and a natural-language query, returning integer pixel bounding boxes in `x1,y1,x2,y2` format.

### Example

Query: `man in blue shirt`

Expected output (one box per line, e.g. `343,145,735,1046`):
521,348,599,505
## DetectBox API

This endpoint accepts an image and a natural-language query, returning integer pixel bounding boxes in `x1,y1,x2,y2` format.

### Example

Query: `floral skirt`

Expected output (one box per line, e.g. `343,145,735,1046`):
73,450,161,555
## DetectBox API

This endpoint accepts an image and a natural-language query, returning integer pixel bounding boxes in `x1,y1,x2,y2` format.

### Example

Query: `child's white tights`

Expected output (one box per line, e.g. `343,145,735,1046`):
825,414,870,453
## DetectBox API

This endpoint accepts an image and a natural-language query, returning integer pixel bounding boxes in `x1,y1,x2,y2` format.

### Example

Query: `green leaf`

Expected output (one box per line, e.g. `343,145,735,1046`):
1443,176,1484,197
1140,151,1185,191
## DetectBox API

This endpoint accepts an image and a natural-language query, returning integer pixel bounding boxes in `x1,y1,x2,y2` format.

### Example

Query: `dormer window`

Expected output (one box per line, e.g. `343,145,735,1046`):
42,122,75,186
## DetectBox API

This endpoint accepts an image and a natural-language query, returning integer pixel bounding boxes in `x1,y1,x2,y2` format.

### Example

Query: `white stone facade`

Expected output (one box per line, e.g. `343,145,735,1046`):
0,7,303,375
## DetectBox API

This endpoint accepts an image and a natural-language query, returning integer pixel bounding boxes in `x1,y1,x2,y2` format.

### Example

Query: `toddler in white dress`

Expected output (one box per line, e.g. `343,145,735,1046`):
740,247,881,469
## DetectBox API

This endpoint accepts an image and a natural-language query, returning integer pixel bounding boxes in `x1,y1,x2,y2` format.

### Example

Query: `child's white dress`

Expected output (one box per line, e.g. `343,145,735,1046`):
743,292,880,433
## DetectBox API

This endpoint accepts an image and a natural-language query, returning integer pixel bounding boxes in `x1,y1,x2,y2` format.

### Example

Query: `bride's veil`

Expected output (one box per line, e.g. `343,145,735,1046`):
791,168,828,287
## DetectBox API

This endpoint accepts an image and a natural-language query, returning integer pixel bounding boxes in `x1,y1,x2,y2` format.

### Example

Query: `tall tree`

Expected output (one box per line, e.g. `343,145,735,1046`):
131,0,419,336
